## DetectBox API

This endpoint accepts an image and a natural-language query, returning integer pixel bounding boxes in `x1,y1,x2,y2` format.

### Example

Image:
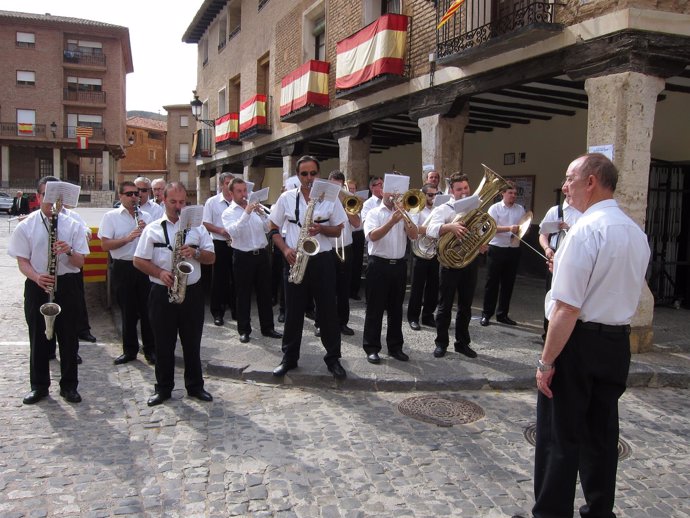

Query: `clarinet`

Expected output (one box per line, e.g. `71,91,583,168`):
39,198,63,339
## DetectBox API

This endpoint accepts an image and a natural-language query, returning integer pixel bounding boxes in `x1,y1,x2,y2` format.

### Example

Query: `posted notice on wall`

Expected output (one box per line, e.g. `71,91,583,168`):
588,144,614,161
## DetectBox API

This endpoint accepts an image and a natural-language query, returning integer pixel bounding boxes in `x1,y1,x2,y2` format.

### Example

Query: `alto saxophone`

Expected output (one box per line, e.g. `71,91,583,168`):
168,225,195,304
288,193,323,285
40,198,63,339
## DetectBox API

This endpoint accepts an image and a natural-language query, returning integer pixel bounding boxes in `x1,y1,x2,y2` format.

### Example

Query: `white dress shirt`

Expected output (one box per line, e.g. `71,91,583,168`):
98,205,153,260
425,202,456,239
139,199,164,220
360,195,382,230
9,209,90,275
330,218,354,248
364,204,408,260
539,201,582,249
134,216,214,286
548,199,650,325
269,188,347,252
222,202,270,251
487,200,526,248
202,192,232,240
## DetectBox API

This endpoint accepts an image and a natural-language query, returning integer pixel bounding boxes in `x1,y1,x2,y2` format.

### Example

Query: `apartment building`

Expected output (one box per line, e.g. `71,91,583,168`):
0,10,133,197
120,116,168,186
163,104,197,201
183,0,690,341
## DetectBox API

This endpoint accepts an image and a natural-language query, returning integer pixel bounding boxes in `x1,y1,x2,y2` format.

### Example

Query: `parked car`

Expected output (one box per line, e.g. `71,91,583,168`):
0,192,13,213
26,193,40,212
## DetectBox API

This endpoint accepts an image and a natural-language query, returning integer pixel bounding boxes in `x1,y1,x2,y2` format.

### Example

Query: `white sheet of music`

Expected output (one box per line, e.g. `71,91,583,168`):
249,187,269,203
44,181,81,207
179,205,204,229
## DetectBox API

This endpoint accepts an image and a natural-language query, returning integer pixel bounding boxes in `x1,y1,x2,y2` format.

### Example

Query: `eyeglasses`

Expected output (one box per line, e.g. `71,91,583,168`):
138,188,150,193
299,171,319,177
122,191,139,197
371,183,383,188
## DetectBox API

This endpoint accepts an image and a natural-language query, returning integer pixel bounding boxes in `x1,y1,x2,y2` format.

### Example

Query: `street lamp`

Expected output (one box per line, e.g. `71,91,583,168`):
190,90,215,127
50,121,57,138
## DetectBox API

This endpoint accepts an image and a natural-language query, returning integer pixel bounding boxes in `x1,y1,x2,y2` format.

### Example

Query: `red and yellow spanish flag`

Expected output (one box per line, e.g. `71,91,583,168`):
215,112,239,143
280,60,330,118
83,227,107,283
18,123,34,135
437,0,466,29
336,14,408,90
239,94,267,133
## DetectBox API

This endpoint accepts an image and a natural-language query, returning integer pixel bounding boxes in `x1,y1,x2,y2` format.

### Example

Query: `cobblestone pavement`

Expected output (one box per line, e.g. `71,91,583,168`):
1,217,689,517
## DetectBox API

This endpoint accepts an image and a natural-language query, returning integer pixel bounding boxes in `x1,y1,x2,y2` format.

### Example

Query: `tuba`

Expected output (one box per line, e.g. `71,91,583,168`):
288,193,323,284
40,198,63,339
436,164,510,269
168,224,195,304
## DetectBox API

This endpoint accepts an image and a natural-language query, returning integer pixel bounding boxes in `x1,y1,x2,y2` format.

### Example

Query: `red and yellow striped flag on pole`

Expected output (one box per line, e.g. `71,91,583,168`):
437,0,466,29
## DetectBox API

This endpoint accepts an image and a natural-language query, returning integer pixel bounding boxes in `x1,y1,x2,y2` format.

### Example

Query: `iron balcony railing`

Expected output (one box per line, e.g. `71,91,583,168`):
0,122,47,137
175,154,191,164
63,50,107,67
63,89,107,104
197,129,213,157
436,0,562,60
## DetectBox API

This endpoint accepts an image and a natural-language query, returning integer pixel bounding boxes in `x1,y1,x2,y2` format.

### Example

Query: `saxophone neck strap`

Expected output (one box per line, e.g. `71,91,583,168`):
287,189,301,227
158,220,189,251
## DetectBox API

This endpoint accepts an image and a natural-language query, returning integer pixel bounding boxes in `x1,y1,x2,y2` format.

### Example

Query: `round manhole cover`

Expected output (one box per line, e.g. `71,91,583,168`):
523,423,632,460
398,395,485,427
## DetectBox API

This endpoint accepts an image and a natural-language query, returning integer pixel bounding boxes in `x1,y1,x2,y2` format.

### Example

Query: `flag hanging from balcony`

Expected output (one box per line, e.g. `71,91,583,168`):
18,123,35,136
76,126,93,150
239,94,267,133
335,14,408,90
280,60,330,117
215,112,239,144
77,136,89,149
437,0,466,29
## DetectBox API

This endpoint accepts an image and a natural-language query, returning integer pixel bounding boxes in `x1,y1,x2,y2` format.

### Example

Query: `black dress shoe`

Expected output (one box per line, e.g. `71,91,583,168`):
366,353,381,364
389,350,409,362
59,388,82,403
421,316,436,327
187,388,213,402
328,361,347,380
144,353,157,365
350,294,362,301
261,330,283,339
433,345,447,358
277,312,285,323
409,321,421,331
79,332,97,343
23,389,48,405
273,363,297,377
76,354,82,364
341,325,355,336
480,316,490,327
213,316,224,326
113,354,137,365
239,334,250,343
455,343,478,358
497,315,518,325
147,392,171,406
314,327,321,337
305,310,316,320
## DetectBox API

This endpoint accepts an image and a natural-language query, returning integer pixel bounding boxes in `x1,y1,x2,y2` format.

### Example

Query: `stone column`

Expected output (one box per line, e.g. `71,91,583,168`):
1,146,9,187
335,125,371,191
102,150,110,191
52,148,62,179
244,159,265,190
416,104,469,182
585,71,665,353
196,170,213,205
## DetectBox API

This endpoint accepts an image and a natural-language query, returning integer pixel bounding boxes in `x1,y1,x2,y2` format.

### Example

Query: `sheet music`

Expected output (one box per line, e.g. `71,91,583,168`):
539,221,562,234
355,189,369,200
310,179,340,203
245,181,255,195
249,187,269,203
43,181,80,207
433,194,452,207
179,205,204,229
452,194,480,214
382,174,409,194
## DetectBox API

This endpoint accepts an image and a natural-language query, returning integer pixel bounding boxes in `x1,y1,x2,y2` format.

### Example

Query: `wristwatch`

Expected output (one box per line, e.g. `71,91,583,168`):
193,248,201,260
538,359,553,372
66,247,73,257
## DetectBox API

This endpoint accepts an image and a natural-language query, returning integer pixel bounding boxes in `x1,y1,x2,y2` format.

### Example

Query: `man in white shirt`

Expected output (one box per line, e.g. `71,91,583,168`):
151,178,166,206
347,178,365,301
203,172,236,326
480,182,526,327
362,177,418,364
268,156,347,380
222,177,282,344
522,153,650,518
422,164,441,190
134,177,164,220
538,199,582,287
8,177,89,404
99,181,156,365
360,176,383,231
134,183,215,407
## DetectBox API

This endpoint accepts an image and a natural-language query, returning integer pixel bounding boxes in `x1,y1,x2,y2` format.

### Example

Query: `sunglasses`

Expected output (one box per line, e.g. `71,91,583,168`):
299,171,319,177
122,191,139,197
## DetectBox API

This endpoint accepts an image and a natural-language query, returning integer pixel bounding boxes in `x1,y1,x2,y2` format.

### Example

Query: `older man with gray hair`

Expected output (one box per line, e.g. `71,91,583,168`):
134,177,164,219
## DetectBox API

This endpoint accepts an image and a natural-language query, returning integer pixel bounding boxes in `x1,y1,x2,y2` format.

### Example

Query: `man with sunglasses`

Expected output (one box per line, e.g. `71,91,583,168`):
135,177,164,220
407,183,439,331
268,156,348,380
9,176,89,404
98,181,156,365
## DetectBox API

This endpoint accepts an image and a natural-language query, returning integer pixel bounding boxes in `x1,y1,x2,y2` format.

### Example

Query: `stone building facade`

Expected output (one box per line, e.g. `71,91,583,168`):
163,104,197,201
119,117,168,185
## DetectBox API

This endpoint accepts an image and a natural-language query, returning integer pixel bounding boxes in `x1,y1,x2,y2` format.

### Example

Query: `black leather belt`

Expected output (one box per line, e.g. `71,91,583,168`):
236,249,265,256
371,256,405,265
576,320,631,334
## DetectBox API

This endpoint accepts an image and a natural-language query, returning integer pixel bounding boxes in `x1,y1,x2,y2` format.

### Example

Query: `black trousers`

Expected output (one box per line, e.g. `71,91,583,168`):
112,259,154,357
232,248,274,336
350,230,365,297
363,257,407,354
24,273,81,391
406,255,439,323
76,269,91,334
435,260,478,350
533,323,631,518
482,245,521,319
148,282,205,395
281,252,340,367
332,245,352,326
210,239,235,319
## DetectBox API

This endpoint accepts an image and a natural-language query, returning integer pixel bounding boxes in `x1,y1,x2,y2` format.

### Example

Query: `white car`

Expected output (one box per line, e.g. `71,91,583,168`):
0,192,14,213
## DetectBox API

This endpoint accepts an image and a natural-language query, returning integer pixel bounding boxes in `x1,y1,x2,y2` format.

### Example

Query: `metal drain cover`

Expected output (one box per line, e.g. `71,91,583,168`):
523,424,632,460
398,395,485,427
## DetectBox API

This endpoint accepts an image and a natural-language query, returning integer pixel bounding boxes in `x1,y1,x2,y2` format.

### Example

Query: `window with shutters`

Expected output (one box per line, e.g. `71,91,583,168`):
17,71,36,86
16,32,35,48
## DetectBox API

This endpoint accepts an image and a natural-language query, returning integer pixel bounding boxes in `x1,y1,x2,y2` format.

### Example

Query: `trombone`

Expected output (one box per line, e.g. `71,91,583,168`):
339,188,363,215
392,189,424,227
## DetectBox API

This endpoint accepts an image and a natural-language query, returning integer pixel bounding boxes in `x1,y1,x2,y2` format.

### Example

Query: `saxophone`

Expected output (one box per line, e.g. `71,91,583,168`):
288,193,323,285
168,224,195,304
39,198,63,339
